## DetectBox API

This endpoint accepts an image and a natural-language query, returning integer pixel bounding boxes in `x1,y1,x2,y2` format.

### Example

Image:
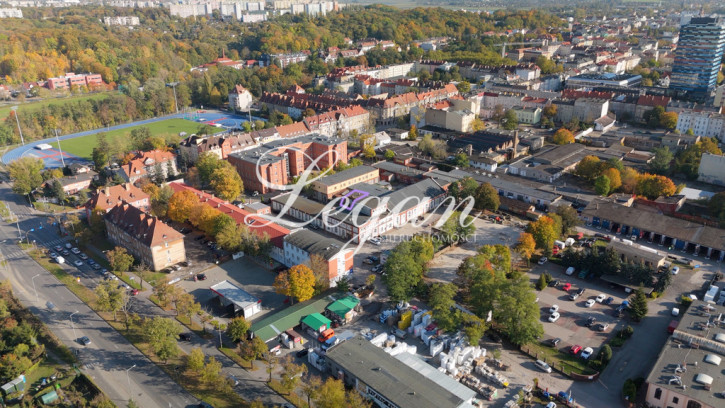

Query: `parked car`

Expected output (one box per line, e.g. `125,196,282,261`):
594,323,610,332
585,299,596,308
61,249,70,256
48,252,58,259
535,359,552,373
565,267,575,276
54,245,63,252
548,312,560,323
595,294,606,303
549,305,559,314
130,289,139,296
73,260,83,267
548,279,560,288
371,264,383,273
196,273,207,281
570,345,582,355
538,257,548,265
603,297,614,305
92,264,101,270
585,317,596,327
562,283,572,291
78,336,91,346
369,237,382,246
576,288,585,296
547,338,561,347
671,266,680,275
296,348,310,358
78,253,88,260
71,247,81,254
179,333,192,341
580,347,594,359
569,292,580,301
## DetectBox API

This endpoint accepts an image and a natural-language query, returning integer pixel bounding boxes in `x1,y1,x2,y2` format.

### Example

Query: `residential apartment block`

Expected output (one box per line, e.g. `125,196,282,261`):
104,202,185,271
114,149,178,183
85,183,150,220
511,106,542,125
675,111,725,140
310,165,380,202
698,153,725,186
670,17,725,96
103,16,140,26
228,84,253,112
46,72,103,90
178,132,256,163
227,135,347,195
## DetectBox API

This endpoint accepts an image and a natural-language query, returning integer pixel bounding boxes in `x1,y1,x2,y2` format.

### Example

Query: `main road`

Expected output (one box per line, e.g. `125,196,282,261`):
0,186,199,408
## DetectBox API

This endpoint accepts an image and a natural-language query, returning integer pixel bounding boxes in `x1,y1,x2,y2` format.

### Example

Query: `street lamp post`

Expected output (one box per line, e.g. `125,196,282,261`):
10,106,25,146
125,364,136,398
54,129,66,168
31,273,41,302
166,82,179,114
70,310,79,340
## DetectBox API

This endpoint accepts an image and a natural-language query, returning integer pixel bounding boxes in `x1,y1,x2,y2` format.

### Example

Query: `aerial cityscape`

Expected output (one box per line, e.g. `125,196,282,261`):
0,1,725,407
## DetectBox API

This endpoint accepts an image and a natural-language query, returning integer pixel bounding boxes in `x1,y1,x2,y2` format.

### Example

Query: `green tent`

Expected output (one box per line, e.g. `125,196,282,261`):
40,390,59,404
326,296,360,319
301,313,331,333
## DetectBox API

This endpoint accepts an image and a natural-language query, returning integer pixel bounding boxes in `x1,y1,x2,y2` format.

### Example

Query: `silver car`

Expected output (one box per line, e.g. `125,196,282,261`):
535,359,552,373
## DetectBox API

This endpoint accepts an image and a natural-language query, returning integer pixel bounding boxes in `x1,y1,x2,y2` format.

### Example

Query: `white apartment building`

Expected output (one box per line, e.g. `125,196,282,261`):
676,111,725,141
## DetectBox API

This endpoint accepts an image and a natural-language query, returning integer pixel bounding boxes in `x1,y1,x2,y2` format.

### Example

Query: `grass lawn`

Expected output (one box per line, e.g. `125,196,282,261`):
523,342,597,376
59,118,223,159
0,92,114,121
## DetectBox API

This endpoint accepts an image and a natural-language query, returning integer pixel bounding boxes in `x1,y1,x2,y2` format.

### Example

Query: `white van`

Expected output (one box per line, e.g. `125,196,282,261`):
56,256,65,264
565,266,575,276
554,240,566,249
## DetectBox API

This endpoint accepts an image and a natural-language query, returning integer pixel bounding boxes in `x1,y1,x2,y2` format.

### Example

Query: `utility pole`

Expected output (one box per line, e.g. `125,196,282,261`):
166,82,179,114
10,106,24,145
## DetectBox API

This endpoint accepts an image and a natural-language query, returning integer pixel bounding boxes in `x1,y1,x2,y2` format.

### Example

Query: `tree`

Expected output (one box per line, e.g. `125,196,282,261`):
636,173,676,199
127,400,139,408
274,264,316,304
383,149,395,161
542,104,557,119
142,316,181,362
308,253,330,293
620,167,640,193
575,155,602,181
536,274,548,291
598,344,613,364
594,175,611,196
428,283,460,332
92,145,109,170
362,143,376,159
502,109,518,130
107,246,134,272
629,289,648,321
302,376,322,408
452,152,468,168
552,128,574,145
649,146,673,175
239,336,268,369
209,164,243,201
95,280,128,321
313,378,347,408
471,117,485,131
8,157,44,196
201,356,222,385
167,190,198,223
196,152,224,186
408,124,418,140
601,168,621,192
456,80,471,93
383,250,423,303
50,180,66,202
461,314,486,345
176,292,200,321
643,105,665,128
474,182,499,211
280,355,308,395
226,316,250,343
495,272,544,345
660,111,678,129
526,216,559,253
554,206,581,235
515,232,536,264
186,347,205,373
214,215,242,251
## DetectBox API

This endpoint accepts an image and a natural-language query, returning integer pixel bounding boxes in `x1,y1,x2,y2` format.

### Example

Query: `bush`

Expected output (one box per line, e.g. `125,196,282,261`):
542,272,552,283
622,379,637,402
622,325,634,339
610,336,626,348
680,295,693,307
649,291,659,299
536,275,547,291
598,344,613,364
588,359,603,371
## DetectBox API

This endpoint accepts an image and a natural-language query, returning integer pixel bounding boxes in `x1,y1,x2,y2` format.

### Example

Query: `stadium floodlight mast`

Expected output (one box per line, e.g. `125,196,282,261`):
166,82,179,114
10,106,25,145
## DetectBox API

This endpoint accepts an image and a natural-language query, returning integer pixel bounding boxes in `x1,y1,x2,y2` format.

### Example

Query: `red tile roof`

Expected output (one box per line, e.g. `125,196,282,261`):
168,182,289,248
105,201,182,247
86,183,149,211
636,95,670,107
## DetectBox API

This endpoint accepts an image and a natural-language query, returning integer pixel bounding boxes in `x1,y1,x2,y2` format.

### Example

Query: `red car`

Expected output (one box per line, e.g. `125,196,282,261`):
570,345,582,355
562,283,572,291
130,289,139,296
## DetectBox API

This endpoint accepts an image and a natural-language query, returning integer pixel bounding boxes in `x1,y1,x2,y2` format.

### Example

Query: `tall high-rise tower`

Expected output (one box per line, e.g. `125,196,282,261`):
670,17,725,97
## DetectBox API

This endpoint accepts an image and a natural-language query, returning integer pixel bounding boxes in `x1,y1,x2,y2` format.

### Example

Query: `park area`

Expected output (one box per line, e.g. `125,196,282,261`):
57,118,222,159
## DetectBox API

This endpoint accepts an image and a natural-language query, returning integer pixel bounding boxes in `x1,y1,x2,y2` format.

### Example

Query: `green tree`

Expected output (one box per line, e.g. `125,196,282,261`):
214,215,242,251
439,211,476,244
552,128,574,145
601,168,621,191
649,146,673,175
526,216,559,253
186,347,205,373
452,152,469,168
495,272,544,345
196,152,224,186
201,356,222,385
209,163,243,201
94,280,127,321
239,336,268,369
629,289,648,321
660,111,678,129
226,316,250,343
554,206,581,235
575,155,602,181
598,344,613,364
456,80,471,93
107,246,134,272
313,378,347,408
143,316,182,362
280,355,308,395
502,109,518,130
428,283,460,332
273,264,316,304
461,314,486,345
594,175,611,196
384,149,395,161
536,274,548,291
474,182,499,211
8,157,44,196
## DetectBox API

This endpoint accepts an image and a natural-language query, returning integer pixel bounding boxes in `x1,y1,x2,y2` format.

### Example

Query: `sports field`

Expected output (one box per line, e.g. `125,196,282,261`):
58,118,223,159
0,92,114,121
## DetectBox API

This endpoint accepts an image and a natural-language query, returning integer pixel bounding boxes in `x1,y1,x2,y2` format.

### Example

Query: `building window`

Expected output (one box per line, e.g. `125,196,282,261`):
672,397,678,404
654,388,662,400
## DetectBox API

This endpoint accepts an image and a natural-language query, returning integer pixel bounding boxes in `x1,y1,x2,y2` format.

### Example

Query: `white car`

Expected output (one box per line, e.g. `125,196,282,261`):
580,347,594,359
369,237,382,246
548,312,560,323
546,403,557,408
585,299,596,308
534,359,552,373
71,247,81,254
73,260,83,267
595,294,606,303
548,305,559,314
671,266,680,275
538,257,548,265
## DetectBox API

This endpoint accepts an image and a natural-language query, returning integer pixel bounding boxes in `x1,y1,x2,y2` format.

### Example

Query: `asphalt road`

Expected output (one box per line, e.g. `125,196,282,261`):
0,186,199,408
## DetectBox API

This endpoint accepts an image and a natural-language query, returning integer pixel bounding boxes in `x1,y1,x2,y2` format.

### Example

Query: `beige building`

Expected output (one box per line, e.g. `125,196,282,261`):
698,153,725,186
606,240,666,269
511,106,542,125
310,165,380,202
229,84,254,112
104,202,185,271
554,98,609,124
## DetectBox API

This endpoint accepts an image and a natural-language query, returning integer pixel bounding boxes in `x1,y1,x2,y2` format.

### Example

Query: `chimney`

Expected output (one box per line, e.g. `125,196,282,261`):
513,130,519,159
124,183,131,191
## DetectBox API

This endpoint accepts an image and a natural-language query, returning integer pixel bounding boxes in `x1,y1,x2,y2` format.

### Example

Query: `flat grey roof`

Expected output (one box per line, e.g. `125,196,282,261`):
209,280,259,310
284,230,347,260
326,336,467,408
373,161,425,177
646,300,725,407
313,165,378,186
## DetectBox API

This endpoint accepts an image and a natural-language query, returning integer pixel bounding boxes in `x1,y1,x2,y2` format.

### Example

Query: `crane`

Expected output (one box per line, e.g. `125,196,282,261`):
494,39,549,58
